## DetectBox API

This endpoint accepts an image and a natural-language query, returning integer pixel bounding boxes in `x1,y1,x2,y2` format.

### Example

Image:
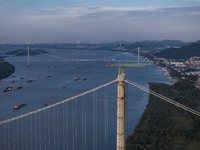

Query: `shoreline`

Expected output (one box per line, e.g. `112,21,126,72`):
0,56,15,80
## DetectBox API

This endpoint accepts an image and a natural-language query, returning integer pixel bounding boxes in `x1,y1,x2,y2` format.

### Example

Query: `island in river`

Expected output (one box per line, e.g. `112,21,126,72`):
126,80,200,150
0,56,15,80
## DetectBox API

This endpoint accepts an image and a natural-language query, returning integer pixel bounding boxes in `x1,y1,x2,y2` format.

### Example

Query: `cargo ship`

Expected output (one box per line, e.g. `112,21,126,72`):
4,88,11,92
4,86,12,92
13,103,26,110
16,86,22,89
47,74,52,77
74,77,80,81
27,79,33,82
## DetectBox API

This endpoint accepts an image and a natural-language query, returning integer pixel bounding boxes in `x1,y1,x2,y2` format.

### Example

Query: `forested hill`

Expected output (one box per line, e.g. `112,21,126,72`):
155,43,200,59
124,40,190,50
126,80,200,150
0,57,15,80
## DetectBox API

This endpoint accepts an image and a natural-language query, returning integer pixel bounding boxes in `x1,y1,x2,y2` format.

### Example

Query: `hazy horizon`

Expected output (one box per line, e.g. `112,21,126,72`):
1,0,200,44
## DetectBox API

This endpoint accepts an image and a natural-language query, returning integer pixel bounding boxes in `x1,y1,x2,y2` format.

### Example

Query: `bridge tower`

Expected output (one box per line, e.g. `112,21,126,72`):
27,47,30,66
117,66,125,150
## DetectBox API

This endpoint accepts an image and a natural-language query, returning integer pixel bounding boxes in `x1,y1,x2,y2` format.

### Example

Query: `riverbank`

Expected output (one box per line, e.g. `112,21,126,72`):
126,80,200,149
0,57,15,80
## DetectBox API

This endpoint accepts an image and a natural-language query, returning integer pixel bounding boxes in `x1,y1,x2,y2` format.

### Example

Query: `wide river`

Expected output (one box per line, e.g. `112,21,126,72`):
0,49,171,150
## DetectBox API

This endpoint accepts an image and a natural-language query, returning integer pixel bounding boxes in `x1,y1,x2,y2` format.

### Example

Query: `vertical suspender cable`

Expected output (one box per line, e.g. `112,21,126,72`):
105,86,108,150
85,95,87,150
104,87,106,150
8,123,10,150
39,111,41,150
75,98,77,150
96,90,98,150
126,82,128,139
82,95,84,149
17,119,19,149
66,102,68,150
48,108,50,150
26,115,28,150
57,105,59,150
4,123,6,150
93,91,95,150
73,99,75,150
22,117,23,150
31,115,32,150
35,113,37,150
44,110,46,150
63,103,65,150
13,120,15,150
54,107,56,150
106,86,108,150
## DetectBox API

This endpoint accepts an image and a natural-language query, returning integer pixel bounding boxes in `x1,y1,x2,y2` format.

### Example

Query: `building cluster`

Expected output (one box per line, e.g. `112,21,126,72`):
158,56,200,77
185,56,200,69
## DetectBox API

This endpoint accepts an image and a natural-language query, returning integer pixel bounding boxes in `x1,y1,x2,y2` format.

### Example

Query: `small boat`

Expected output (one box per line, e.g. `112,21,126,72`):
74,77,80,81
12,80,15,83
13,103,26,110
16,86,22,89
62,86,66,89
27,79,33,82
47,74,52,77
82,78,87,81
44,103,48,106
13,75,15,78
164,75,168,79
21,77,24,79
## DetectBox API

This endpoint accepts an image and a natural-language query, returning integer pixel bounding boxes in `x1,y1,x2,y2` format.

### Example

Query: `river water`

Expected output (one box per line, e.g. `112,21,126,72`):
0,49,171,150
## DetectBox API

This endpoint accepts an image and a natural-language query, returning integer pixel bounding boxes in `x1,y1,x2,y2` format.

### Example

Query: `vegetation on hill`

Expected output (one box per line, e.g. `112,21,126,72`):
124,40,190,50
126,80,200,150
0,57,15,80
5,49,48,56
155,43,200,59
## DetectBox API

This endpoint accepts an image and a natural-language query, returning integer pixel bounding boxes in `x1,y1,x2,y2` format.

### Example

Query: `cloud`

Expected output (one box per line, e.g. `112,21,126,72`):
0,4,200,43
188,11,200,15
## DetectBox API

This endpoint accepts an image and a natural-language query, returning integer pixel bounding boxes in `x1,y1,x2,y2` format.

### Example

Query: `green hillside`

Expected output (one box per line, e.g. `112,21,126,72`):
126,80,200,150
124,40,190,50
155,43,200,59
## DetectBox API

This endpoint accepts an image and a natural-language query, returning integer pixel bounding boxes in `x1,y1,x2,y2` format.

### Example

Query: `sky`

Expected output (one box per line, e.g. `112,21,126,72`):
0,0,200,44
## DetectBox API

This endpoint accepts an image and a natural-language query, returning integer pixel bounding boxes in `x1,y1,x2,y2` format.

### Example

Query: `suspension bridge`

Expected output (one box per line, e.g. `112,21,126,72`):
0,47,149,64
0,48,200,150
